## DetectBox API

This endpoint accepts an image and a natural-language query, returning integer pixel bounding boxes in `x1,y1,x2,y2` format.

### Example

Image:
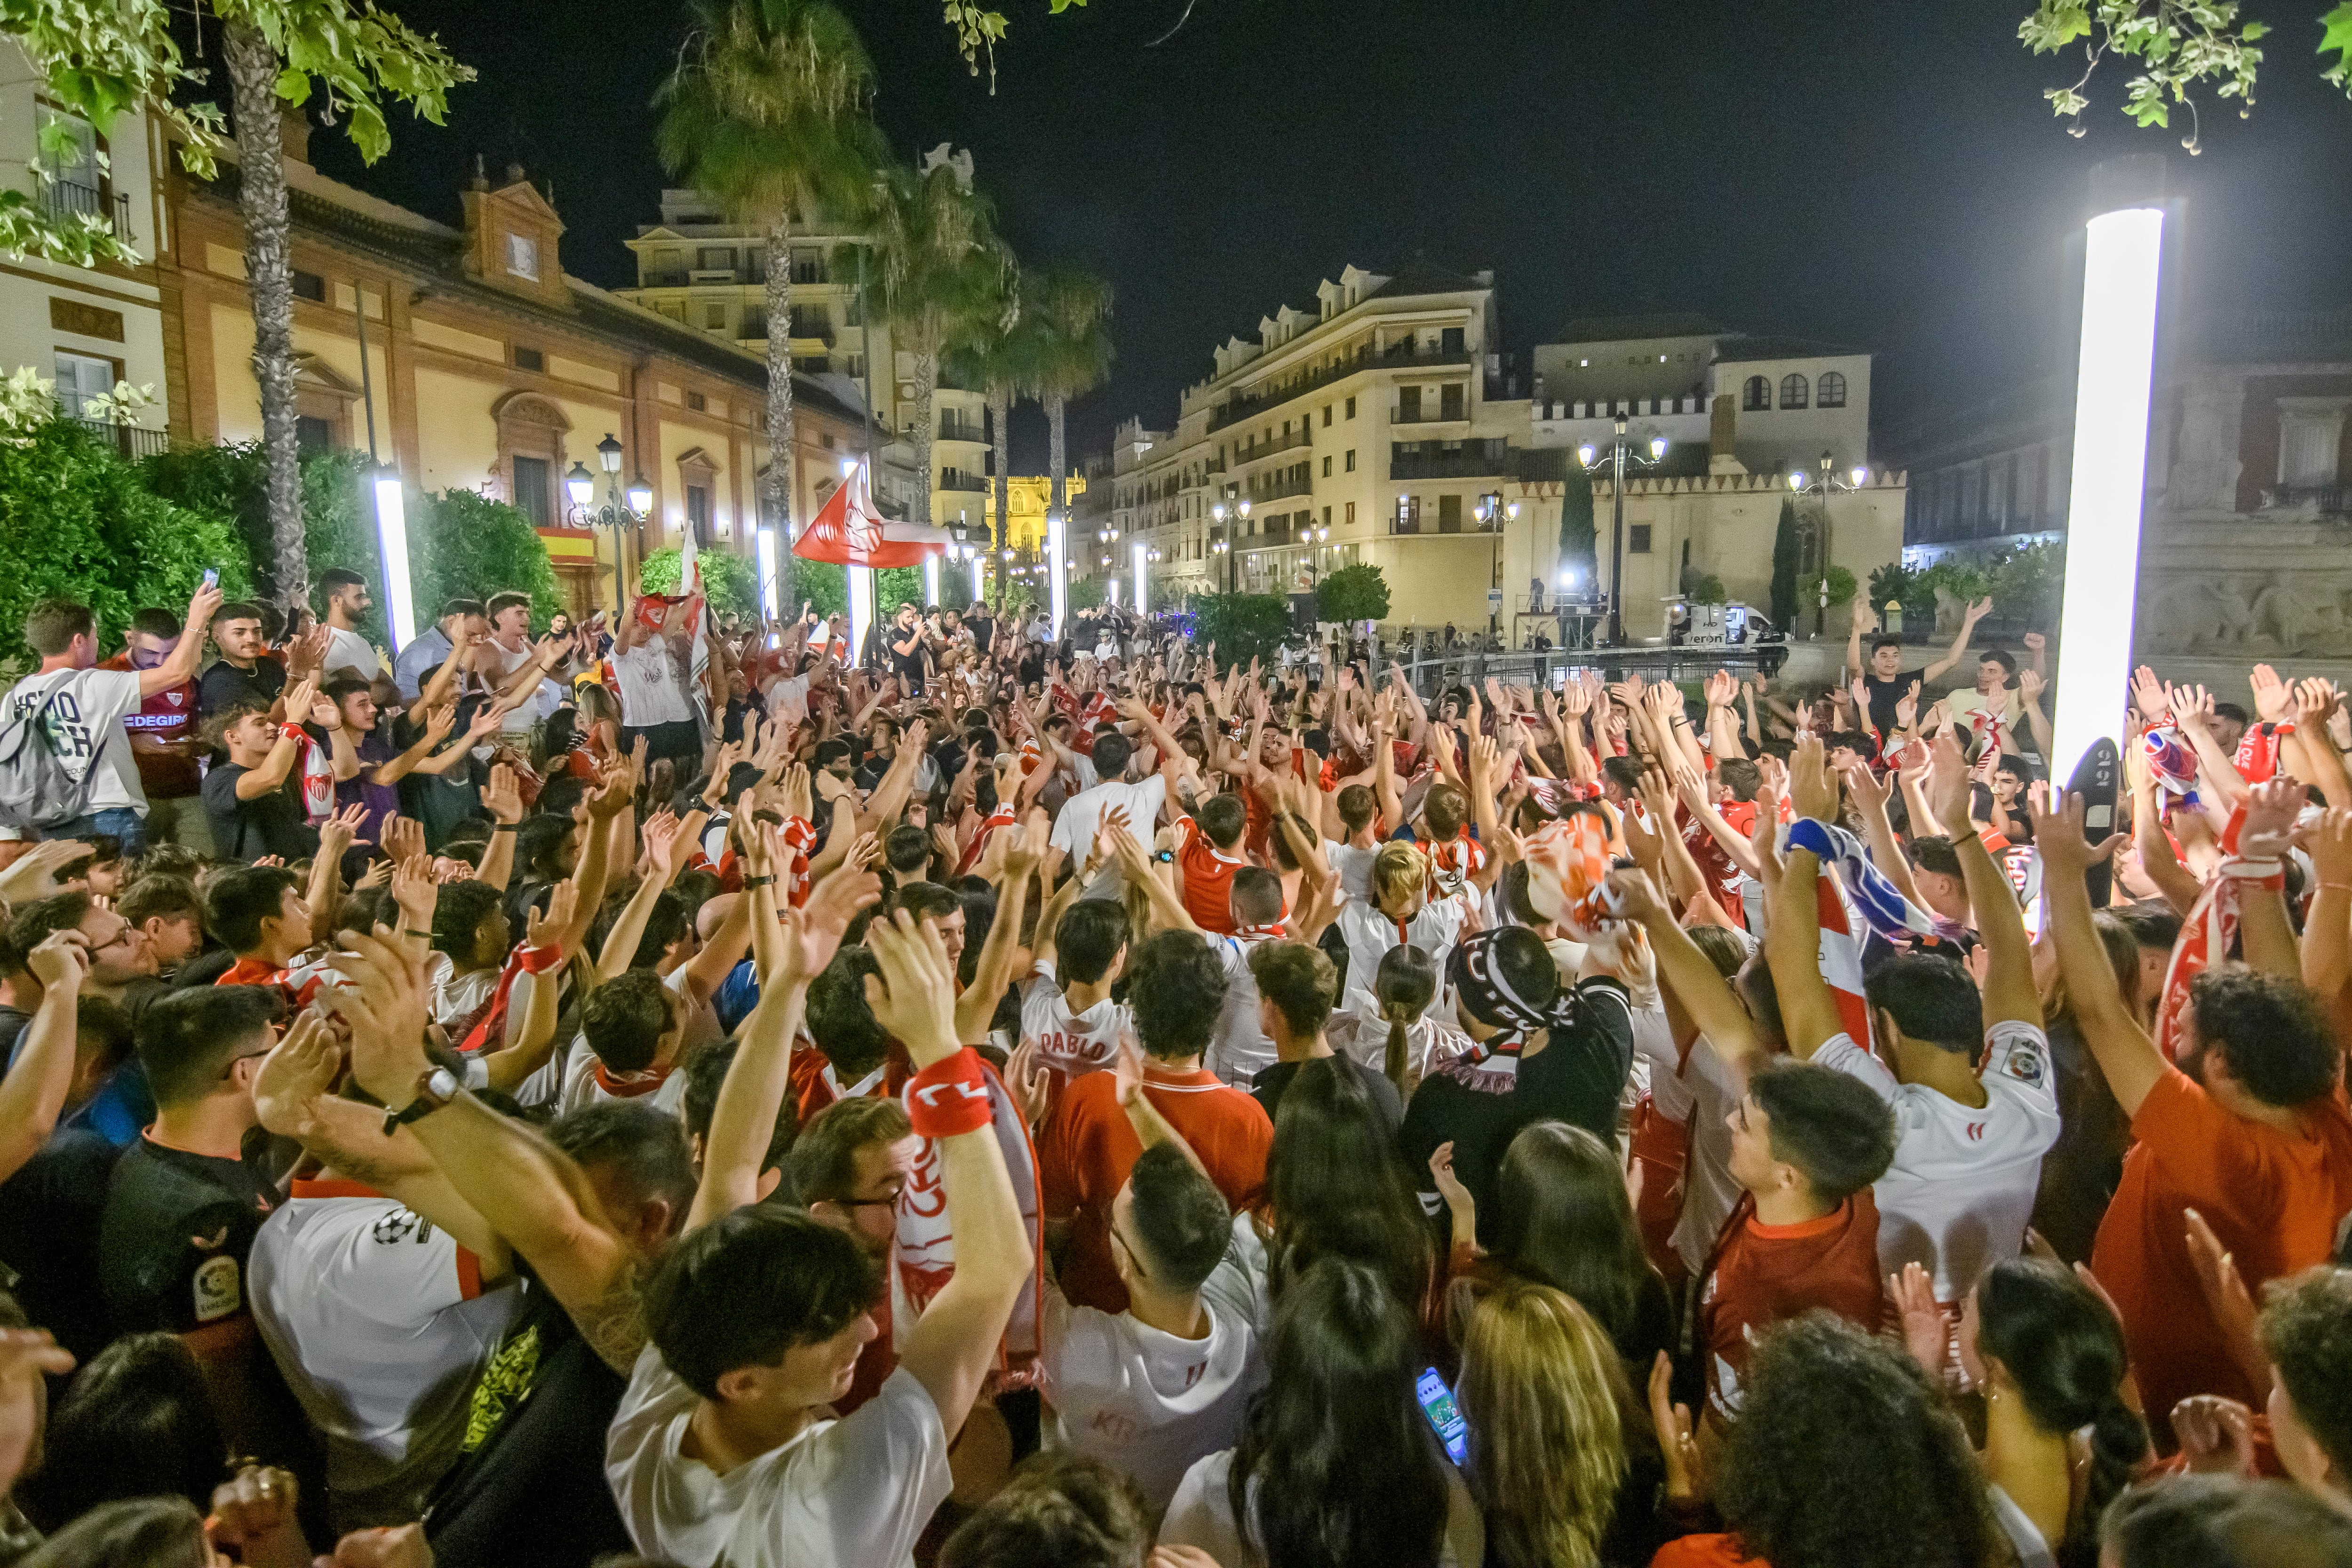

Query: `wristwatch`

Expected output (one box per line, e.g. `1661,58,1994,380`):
1153,849,1175,864
382,1064,461,1136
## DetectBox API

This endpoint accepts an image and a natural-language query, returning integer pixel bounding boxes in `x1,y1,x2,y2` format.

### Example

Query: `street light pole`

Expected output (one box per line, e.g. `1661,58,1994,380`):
1576,415,1667,646
1210,499,1249,594
1474,489,1519,644
1786,450,1871,638
567,431,652,614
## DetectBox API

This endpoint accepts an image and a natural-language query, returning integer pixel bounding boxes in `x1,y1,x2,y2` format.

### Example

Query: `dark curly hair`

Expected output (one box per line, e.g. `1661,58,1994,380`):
2186,966,2340,1107
2260,1265,2352,1489
1715,1312,2004,1568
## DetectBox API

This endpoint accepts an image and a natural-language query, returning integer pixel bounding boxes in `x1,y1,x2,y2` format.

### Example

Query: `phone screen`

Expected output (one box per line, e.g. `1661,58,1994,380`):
201,567,219,591
1415,1367,1468,1467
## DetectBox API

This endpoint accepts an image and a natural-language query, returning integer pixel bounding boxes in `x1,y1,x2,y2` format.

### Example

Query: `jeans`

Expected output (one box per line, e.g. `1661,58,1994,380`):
40,806,147,857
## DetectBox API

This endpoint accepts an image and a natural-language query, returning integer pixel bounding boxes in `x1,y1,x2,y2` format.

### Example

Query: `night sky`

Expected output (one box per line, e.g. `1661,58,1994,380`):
306,0,2352,469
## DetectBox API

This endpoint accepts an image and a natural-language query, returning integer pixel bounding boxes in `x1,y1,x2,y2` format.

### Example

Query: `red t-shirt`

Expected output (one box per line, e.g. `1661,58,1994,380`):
1650,1535,1764,1568
1700,1190,1885,1418
2091,1065,2352,1426
785,1039,912,1130
97,653,199,798
1175,814,1244,935
1038,1062,1271,1314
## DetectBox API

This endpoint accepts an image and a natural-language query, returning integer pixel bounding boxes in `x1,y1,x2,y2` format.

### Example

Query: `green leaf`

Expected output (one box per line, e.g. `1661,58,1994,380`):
2323,1,2352,86
275,65,311,104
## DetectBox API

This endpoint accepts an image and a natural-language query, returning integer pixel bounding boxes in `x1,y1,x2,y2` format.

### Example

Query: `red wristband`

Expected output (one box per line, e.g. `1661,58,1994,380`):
280,722,309,743
514,942,566,975
905,1047,993,1139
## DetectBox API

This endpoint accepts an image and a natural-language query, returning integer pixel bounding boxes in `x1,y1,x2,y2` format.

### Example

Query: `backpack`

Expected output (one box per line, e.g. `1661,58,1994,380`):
0,681,98,831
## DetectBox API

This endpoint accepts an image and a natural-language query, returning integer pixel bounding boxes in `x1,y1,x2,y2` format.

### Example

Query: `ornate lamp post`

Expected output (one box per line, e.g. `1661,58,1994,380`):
1575,416,1667,645
566,432,652,609
1209,499,1250,594
1786,449,1871,636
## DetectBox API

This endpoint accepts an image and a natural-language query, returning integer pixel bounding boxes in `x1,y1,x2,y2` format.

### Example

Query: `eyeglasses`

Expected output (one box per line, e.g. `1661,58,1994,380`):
832,1182,906,1211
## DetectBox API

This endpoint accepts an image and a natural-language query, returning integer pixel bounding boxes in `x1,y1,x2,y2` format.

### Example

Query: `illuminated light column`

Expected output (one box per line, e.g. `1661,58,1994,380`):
923,553,940,608
2050,158,2168,785
848,562,874,670
372,470,416,652
755,526,780,625
1132,540,1148,614
1048,507,1069,633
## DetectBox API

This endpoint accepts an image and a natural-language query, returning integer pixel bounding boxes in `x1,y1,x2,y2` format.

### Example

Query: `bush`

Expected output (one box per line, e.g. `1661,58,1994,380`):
1680,567,1726,605
1769,498,1800,630
408,489,563,633
793,559,847,620
641,546,759,621
0,420,253,672
1187,591,1292,669
1820,565,1857,607
1987,541,2065,627
875,566,922,616
1068,576,1106,613
1315,562,1391,624
139,442,379,634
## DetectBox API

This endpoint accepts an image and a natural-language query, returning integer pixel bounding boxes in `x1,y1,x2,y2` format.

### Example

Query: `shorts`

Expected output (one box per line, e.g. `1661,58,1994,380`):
622,719,703,767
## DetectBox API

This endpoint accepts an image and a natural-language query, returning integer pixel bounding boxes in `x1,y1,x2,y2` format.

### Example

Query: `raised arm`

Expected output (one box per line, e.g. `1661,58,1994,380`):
2303,808,2352,1004
2292,679,2352,809
0,934,87,1186
1610,867,1764,1072
1764,735,1852,1058
1924,732,2039,1028
140,581,225,699
1843,757,1927,911
2232,779,2306,983
1918,596,1990,686
864,911,1035,1441
2028,792,2164,1117
473,764,524,892
955,812,1046,1044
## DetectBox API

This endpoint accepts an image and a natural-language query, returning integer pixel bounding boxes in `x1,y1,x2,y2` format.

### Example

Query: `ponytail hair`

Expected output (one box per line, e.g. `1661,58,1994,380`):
1977,1257,2149,1564
1374,945,1438,1096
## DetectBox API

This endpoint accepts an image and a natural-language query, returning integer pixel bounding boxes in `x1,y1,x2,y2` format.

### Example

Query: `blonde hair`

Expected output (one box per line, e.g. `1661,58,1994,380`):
1457,1282,1629,1568
1371,841,1427,907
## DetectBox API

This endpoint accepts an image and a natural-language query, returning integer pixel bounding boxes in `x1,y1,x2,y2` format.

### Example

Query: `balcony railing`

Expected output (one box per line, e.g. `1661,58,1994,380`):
1390,445,1507,481
2271,484,2349,516
640,270,689,289
1378,341,1473,369
1230,426,1313,465
788,322,836,346
940,473,988,492
1249,472,1314,505
1393,399,1469,425
938,420,987,444
67,418,170,459
43,178,131,236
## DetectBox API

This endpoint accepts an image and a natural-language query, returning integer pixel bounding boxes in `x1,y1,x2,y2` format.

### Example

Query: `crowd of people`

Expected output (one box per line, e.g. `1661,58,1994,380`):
0,569,2344,1568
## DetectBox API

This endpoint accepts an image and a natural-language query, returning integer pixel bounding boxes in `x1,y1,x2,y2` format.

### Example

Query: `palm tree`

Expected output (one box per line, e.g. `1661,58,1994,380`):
658,0,878,546
867,153,1006,528
945,261,1040,609
1021,266,1113,546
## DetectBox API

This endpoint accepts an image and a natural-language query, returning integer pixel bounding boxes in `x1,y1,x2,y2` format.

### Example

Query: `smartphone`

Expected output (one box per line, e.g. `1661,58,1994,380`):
201,567,219,592
1415,1367,1468,1467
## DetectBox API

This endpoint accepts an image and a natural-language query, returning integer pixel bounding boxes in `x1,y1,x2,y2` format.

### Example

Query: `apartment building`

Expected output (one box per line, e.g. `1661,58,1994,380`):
0,40,172,451
1100,262,1550,623
616,173,991,531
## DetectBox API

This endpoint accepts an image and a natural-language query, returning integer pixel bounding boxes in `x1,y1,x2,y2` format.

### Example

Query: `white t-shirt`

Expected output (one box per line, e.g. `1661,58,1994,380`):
483,638,562,732
1334,893,1467,1019
1040,1287,1261,1514
556,1045,691,1120
248,1188,518,1529
614,640,694,729
1049,774,1168,864
322,625,379,685
1815,1020,2061,1300
424,953,500,1033
605,1349,951,1568
1650,1029,1748,1277
1020,959,1131,1094
1329,840,1380,903
763,672,811,731
1160,1447,1483,1568
4,666,145,814
1326,1001,1471,1098
1206,933,1277,1090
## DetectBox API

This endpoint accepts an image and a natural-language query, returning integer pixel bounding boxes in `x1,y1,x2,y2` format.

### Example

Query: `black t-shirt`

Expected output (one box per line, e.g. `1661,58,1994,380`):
198,657,286,720
965,613,995,657
425,1273,634,1568
1252,1056,1402,1132
886,622,926,687
1398,979,1633,1219
97,1135,278,1333
0,1128,119,1362
1860,670,1924,736
202,762,318,862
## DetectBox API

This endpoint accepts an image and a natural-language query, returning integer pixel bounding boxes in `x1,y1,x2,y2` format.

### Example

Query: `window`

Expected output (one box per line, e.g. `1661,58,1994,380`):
36,109,100,222
1441,326,1465,356
1817,371,1847,409
50,350,114,417
1322,456,1332,477
292,270,326,303
1742,376,1770,412
505,232,539,280
1440,384,1464,421
687,484,711,543
1345,396,1357,419
511,454,552,525
1399,386,1422,422
1345,450,1356,472
1438,494,1462,533
1780,373,1809,410
513,346,544,372
697,246,733,272
1322,506,1332,526
821,432,836,449
686,390,707,412
1322,404,1333,427
703,303,726,330
296,415,335,455
1629,523,1653,554
1345,501,1356,525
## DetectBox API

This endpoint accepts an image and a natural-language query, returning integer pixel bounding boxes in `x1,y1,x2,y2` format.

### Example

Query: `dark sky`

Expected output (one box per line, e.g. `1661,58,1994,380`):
310,0,2352,470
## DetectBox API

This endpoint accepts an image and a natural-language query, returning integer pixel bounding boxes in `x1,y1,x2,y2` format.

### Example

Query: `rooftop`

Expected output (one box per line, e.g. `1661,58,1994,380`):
1555,312,1725,344
1710,334,1867,365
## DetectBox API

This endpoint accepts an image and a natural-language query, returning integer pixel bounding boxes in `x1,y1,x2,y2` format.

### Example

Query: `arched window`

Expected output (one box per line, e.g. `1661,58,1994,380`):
1779,373,1810,410
1817,371,1847,409
1742,375,1769,412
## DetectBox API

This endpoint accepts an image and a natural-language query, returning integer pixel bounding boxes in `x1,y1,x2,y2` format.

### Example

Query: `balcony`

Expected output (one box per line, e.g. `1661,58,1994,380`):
940,473,988,493
1229,426,1313,466
1376,340,1472,370
1249,471,1314,505
67,418,169,459
640,270,689,289
1390,443,1508,481
43,178,131,236
1392,396,1470,426
938,419,987,444
2270,484,2350,517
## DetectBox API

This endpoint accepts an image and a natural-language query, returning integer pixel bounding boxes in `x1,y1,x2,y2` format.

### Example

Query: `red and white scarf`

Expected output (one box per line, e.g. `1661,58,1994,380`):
2154,804,2255,1063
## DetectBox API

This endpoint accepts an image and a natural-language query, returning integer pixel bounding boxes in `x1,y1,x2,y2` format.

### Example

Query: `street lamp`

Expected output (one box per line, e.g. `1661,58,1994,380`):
1786,449,1870,637
1473,491,1521,641
1209,499,1250,593
567,432,652,608
1574,415,1667,644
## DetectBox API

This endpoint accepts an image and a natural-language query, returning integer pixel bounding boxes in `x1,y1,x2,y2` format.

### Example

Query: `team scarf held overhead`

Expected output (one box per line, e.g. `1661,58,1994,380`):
2155,800,2252,1063
1517,813,1616,940
1778,819,1902,1048
2141,724,2202,817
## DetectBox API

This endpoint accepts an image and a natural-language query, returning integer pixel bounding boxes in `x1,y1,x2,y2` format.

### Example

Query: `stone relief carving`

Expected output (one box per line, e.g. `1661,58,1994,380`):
2162,381,2246,516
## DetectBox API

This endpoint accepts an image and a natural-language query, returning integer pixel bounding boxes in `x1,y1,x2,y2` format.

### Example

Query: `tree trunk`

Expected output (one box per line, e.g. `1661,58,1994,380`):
223,20,305,615
762,216,795,580
988,380,1010,611
1046,390,1067,532
911,333,938,528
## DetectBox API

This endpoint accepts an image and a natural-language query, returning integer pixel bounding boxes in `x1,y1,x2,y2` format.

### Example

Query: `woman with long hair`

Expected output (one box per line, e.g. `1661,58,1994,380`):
1653,1312,2007,1568
1457,1282,1628,1568
1261,1057,1434,1320
1482,1121,1676,1373
1896,1256,2150,1568
1159,1257,1480,1568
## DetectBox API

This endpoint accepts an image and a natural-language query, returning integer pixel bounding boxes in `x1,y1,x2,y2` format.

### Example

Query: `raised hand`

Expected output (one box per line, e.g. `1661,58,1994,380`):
1788,732,1841,825
2130,666,2171,723
2029,790,2125,877
252,1010,340,1138
1963,595,1994,626
779,851,881,990
480,765,524,826
1894,677,1922,732
2297,677,2342,729
2249,662,2294,724
2181,1208,2258,1375
1428,1140,1474,1227
0,1327,75,1489
526,879,578,952
390,855,437,930
639,809,682,882
24,928,89,994
861,909,961,1067
327,930,435,1106
1926,726,1973,836
1889,1261,1948,1376
2309,808,2352,887
2016,666,2045,706
2235,776,2304,860
1649,1350,1704,1503
1004,1039,1052,1130
351,857,394,893
281,677,321,726
318,802,368,860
